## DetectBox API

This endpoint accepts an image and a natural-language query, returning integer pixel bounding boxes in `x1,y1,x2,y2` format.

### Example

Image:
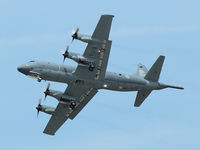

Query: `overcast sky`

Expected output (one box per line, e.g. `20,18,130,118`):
0,0,200,150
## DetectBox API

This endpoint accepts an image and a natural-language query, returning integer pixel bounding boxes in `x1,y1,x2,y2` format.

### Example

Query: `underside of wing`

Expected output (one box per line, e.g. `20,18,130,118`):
74,40,112,80
68,88,97,120
43,84,98,135
43,102,70,135
64,84,98,120
92,14,114,41
74,15,114,81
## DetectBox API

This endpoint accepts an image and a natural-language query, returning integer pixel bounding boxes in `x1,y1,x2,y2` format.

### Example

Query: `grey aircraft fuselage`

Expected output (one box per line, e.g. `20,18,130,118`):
18,61,167,92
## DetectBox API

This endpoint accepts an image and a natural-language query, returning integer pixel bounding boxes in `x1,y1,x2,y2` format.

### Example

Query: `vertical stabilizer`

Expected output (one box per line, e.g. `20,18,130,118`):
144,55,165,82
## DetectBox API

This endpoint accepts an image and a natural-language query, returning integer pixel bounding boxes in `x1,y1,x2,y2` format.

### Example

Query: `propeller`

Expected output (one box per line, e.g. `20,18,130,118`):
43,83,50,100
61,45,69,63
71,27,79,42
36,98,42,117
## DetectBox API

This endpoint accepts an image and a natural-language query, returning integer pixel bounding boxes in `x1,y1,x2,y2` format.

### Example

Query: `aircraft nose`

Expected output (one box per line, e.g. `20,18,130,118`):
17,65,30,75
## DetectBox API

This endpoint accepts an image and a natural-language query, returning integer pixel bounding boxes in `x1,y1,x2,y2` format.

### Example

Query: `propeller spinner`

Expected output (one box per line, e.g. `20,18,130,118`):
71,28,79,42
43,83,50,100
61,45,69,63
36,98,42,117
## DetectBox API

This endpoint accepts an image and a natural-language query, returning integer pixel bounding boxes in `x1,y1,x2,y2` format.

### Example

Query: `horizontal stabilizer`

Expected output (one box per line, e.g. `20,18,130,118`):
134,89,152,107
145,55,165,82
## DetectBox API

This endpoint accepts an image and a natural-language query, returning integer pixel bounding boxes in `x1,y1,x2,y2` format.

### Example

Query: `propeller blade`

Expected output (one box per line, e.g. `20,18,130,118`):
63,56,66,63
37,109,39,117
36,98,42,117
38,98,42,106
71,38,74,43
61,50,65,55
44,83,50,100
47,83,50,90
62,45,69,63
44,94,47,100
75,27,79,33
71,27,79,42
61,49,66,60
72,29,75,35
66,45,69,51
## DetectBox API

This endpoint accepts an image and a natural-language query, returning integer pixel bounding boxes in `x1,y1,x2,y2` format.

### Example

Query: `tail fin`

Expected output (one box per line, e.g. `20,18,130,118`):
135,64,148,78
144,55,165,82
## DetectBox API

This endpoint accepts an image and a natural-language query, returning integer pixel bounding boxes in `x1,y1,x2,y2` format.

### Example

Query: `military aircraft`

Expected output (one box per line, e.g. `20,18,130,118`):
17,14,184,135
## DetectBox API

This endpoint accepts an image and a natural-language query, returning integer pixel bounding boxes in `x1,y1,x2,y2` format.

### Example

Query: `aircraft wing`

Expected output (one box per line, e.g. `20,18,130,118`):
74,15,114,80
43,15,112,135
43,84,98,135
91,14,114,41
43,102,70,135
65,84,98,120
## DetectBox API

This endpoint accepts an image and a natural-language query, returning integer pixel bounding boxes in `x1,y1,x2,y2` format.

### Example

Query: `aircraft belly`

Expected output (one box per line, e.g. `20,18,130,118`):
43,70,73,84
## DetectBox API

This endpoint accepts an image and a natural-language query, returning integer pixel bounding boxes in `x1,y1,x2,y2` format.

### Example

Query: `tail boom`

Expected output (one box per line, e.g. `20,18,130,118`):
159,83,184,90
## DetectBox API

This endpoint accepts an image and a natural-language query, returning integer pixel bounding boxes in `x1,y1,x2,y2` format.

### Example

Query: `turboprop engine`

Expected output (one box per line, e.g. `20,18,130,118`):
61,45,95,71
35,98,55,117
71,28,102,43
71,28,92,43
43,83,77,109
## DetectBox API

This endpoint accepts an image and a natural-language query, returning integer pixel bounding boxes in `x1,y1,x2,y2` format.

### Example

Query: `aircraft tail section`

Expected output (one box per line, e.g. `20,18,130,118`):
144,55,165,82
134,55,164,107
134,89,152,107
134,55,183,107
159,83,184,90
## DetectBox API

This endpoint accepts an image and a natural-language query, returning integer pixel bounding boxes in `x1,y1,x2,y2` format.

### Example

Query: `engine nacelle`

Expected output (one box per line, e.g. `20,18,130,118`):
47,89,77,103
38,105,55,115
64,52,95,71
76,33,91,43
69,52,95,65
46,90,78,109
73,32,102,44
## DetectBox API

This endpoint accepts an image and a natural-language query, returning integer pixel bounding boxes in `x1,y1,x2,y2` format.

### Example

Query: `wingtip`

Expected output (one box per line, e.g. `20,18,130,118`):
134,104,140,107
159,55,165,59
43,131,55,136
102,14,114,18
